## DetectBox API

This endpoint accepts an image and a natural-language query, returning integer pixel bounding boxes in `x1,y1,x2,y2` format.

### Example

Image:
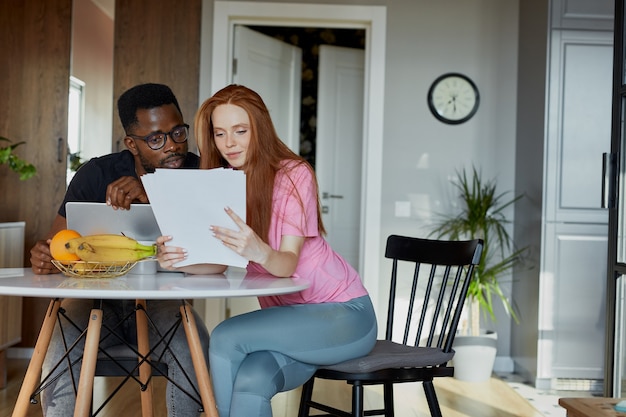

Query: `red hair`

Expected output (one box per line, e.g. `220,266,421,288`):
195,84,326,242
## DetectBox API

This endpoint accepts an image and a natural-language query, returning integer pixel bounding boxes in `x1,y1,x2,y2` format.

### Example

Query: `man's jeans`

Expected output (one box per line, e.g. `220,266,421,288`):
40,299,209,417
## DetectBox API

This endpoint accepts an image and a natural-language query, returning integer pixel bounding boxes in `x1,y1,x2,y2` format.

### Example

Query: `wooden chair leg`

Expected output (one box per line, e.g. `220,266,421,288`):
12,299,61,417
74,308,103,417
180,303,218,417
135,299,154,417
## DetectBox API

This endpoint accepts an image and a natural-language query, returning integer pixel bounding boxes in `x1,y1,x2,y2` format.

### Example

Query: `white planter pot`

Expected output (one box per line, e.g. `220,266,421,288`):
452,330,497,382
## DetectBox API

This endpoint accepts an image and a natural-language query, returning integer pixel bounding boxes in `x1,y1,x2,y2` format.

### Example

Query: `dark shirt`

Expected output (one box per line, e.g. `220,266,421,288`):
58,149,199,217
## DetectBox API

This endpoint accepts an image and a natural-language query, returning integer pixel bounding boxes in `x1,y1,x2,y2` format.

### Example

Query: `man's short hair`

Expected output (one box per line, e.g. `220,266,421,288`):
118,83,183,131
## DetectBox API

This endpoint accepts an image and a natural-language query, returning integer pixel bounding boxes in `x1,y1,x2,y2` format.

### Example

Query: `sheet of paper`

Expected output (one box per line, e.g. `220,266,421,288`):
141,168,248,268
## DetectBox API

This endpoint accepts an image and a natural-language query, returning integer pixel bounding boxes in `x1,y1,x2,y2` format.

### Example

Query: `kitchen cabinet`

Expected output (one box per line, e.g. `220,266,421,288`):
551,0,613,30
512,0,613,391
538,19,613,392
539,223,608,387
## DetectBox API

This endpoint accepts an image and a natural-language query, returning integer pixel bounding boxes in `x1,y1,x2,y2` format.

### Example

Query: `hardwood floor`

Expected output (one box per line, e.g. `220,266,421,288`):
1,359,546,417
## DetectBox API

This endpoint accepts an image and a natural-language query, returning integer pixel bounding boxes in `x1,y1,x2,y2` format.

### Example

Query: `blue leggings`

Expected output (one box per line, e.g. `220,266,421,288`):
209,295,377,417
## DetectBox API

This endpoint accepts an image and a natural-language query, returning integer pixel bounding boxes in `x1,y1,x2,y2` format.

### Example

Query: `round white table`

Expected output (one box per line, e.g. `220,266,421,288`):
0,267,308,417
0,266,308,299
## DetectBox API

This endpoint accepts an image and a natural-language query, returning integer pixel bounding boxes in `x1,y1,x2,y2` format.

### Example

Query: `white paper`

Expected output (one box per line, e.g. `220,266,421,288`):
141,168,248,268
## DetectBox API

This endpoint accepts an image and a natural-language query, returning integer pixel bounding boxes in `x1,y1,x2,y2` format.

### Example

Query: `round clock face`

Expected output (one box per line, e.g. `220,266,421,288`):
427,73,480,124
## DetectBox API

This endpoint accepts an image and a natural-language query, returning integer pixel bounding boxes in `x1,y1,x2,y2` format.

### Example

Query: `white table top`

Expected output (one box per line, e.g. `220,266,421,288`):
0,267,308,300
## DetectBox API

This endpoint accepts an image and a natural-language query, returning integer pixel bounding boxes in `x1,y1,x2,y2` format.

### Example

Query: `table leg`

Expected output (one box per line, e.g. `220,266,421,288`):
180,303,218,417
73,308,102,417
135,299,155,417
12,299,61,417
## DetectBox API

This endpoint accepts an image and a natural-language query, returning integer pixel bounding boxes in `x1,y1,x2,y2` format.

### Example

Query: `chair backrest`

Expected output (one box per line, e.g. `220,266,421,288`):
383,235,483,354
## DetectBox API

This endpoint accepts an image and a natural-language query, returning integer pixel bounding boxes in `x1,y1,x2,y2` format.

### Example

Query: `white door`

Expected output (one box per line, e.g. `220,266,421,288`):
233,25,302,153
228,26,302,317
316,45,365,270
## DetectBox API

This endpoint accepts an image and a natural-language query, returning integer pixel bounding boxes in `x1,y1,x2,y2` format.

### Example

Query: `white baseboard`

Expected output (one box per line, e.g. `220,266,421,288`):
7,347,33,359
494,355,514,373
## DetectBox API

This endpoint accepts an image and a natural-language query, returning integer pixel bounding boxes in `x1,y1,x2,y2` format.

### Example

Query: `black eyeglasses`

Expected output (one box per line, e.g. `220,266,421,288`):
127,124,189,150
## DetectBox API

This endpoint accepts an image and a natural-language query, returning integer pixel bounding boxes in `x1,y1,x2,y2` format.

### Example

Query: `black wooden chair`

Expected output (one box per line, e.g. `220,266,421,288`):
297,235,483,417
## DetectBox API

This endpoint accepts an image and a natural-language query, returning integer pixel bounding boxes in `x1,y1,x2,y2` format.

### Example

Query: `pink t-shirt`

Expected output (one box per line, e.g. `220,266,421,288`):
248,161,369,308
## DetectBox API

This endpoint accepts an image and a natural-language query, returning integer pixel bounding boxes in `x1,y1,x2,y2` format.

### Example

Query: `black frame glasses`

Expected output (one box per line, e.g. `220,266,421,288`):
127,124,189,150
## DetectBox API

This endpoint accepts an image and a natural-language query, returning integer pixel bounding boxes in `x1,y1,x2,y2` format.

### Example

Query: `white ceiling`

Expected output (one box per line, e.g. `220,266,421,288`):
91,0,114,19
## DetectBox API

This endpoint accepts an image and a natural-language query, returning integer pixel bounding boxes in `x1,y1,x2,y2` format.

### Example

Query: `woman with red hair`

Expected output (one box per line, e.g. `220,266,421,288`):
157,84,377,417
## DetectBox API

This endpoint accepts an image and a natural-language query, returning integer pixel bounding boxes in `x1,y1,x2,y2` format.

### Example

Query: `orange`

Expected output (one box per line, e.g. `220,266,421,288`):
50,229,82,261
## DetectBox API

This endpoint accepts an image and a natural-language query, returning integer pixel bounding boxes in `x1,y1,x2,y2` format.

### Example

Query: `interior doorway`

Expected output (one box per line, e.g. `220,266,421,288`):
243,26,365,168
237,26,365,270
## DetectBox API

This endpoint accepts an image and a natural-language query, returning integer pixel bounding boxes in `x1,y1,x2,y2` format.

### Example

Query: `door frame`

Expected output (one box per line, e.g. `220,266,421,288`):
199,1,386,313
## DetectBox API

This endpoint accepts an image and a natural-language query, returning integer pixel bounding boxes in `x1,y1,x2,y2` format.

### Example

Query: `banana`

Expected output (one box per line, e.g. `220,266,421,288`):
72,263,90,274
66,234,153,250
65,234,157,262
73,244,155,262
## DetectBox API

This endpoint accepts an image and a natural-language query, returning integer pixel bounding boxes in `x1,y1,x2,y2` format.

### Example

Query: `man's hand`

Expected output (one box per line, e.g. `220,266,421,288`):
106,176,149,210
30,239,59,275
30,215,67,275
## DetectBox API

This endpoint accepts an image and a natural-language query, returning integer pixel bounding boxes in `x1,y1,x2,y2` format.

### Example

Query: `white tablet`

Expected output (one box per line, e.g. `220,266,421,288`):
65,202,161,242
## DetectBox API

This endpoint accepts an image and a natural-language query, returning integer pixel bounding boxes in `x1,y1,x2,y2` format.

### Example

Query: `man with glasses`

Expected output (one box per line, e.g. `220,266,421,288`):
29,83,211,417
31,83,199,271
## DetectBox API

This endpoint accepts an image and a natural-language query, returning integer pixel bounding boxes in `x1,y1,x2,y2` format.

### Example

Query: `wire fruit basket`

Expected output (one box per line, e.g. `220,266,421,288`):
52,259,138,278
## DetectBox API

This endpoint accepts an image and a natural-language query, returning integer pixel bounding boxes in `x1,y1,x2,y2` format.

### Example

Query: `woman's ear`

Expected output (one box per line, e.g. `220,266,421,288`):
124,136,139,155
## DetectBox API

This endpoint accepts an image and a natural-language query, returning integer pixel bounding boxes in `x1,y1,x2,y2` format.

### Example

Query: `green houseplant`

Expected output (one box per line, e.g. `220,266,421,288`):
0,136,37,180
430,166,527,381
430,166,527,336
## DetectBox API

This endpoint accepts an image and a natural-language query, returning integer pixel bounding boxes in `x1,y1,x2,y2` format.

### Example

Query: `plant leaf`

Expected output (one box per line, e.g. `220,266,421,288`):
429,165,528,329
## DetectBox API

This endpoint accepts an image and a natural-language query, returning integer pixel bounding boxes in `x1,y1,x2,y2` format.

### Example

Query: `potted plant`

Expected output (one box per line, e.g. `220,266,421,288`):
1,136,37,180
430,166,527,381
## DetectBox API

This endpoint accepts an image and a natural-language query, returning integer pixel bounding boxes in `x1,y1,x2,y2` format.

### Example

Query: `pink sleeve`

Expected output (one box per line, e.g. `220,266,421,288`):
275,163,319,238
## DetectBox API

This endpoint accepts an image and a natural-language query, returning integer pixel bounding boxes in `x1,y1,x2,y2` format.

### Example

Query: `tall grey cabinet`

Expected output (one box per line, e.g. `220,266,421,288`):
513,0,614,391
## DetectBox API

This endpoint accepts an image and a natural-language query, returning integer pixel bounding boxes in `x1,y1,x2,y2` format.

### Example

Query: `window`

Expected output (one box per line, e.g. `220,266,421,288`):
67,77,85,184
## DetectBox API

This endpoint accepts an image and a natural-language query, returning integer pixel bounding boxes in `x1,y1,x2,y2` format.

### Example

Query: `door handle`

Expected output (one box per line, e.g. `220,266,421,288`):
602,152,617,209
322,192,344,199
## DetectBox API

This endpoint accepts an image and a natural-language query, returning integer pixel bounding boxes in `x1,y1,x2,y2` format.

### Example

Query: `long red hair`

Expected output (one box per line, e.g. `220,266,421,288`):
195,84,326,242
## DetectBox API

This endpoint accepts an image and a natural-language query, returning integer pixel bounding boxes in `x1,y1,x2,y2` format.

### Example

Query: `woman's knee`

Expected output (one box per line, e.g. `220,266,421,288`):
234,351,283,396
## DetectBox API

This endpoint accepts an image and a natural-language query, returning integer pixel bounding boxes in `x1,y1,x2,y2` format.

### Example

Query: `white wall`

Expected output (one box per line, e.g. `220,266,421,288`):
381,0,520,368
71,0,114,161
381,0,518,237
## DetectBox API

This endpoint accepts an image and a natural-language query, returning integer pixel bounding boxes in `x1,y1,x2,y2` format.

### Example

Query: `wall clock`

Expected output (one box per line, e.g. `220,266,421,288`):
427,73,480,124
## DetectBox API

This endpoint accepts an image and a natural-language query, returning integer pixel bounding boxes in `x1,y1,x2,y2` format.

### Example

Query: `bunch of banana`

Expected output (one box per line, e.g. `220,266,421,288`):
64,234,157,263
